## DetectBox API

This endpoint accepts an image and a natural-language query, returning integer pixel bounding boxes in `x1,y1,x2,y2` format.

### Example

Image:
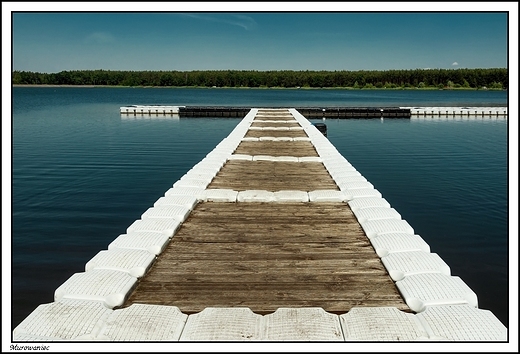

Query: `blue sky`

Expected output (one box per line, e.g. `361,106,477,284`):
5,3,515,73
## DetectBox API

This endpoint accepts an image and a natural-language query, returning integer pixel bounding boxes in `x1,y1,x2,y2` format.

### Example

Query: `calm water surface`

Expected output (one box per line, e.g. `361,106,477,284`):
10,87,509,330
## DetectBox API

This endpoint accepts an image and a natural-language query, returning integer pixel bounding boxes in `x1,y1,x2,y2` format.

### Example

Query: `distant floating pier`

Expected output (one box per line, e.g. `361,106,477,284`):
404,106,508,117
120,105,507,118
120,105,185,115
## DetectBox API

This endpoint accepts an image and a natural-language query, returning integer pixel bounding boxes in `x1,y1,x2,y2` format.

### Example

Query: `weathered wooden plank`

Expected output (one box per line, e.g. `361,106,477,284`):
174,234,365,244
176,204,364,242
207,161,338,191
211,161,331,173
145,259,387,274
174,224,366,239
210,167,333,180
183,209,356,218
181,214,359,224
182,212,360,224
137,273,391,284
131,282,401,297
167,242,375,258
233,141,318,156
189,202,352,214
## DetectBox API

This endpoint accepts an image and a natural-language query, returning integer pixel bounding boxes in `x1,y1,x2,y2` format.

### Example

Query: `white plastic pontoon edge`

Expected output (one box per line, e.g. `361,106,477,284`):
263,308,343,341
340,307,429,341
369,233,431,257
324,165,359,175
352,207,402,224
85,249,156,278
253,119,295,123
258,136,278,141
237,190,276,202
272,156,299,162
95,304,188,341
203,189,239,202
396,273,478,312
108,232,170,255
172,178,210,189
14,304,508,342
347,197,391,212
228,154,253,161
336,181,374,190
54,270,138,308
308,190,348,202
360,219,414,239
274,137,294,141
273,190,310,203
13,299,112,341
153,195,199,210
381,251,451,281
126,218,181,237
141,205,192,223
181,170,216,181
164,186,206,200
180,308,263,341
343,188,383,201
415,305,507,341
329,170,363,180
334,175,368,184
252,155,276,161
298,156,323,163
11,333,62,341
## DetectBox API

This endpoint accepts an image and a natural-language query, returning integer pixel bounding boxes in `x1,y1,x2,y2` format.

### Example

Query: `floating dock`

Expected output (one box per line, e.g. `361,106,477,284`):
403,106,508,117
119,105,508,118
13,108,507,342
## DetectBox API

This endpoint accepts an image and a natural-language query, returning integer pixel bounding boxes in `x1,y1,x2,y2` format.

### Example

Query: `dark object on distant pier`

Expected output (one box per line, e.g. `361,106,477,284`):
313,122,327,137
179,106,250,118
178,107,411,118
297,107,411,118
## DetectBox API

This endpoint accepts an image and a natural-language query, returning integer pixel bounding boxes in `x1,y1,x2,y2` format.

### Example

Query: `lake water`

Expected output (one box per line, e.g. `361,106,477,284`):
9,87,510,330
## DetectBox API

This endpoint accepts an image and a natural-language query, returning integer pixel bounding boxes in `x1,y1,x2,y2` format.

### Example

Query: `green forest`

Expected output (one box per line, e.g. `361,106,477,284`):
12,68,508,90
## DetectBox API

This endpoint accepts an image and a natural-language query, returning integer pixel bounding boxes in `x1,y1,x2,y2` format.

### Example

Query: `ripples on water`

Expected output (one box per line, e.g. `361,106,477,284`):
11,88,509,330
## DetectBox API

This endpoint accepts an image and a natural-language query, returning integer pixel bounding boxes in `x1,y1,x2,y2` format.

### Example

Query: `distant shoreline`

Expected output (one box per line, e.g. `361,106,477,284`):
11,84,505,91
13,84,116,88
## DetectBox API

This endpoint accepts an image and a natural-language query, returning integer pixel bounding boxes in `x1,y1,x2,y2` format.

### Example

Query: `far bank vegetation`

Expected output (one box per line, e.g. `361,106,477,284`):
12,68,507,90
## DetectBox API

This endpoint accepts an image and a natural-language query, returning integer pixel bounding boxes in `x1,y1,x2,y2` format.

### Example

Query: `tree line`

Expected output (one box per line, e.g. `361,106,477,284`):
12,68,508,89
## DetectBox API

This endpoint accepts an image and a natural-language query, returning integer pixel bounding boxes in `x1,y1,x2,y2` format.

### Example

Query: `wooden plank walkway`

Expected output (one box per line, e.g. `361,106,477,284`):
122,108,410,314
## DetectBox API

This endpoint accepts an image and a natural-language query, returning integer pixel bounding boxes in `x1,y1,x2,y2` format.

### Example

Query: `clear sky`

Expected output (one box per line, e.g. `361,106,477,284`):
4,2,515,73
